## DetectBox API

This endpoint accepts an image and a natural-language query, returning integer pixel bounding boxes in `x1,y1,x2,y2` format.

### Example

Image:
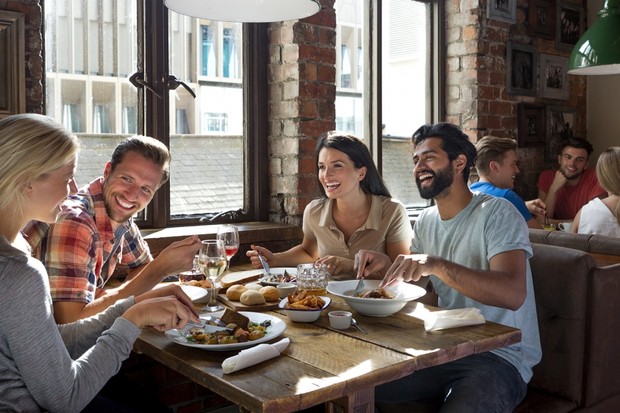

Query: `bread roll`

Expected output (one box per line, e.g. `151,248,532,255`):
226,284,247,301
244,282,263,291
240,289,266,306
259,286,279,302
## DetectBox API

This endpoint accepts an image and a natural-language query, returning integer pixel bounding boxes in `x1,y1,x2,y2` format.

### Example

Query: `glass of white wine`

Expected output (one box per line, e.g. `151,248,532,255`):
198,239,227,312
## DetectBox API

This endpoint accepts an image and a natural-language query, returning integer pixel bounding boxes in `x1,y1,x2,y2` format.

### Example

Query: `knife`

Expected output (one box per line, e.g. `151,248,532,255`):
353,278,365,297
257,253,271,278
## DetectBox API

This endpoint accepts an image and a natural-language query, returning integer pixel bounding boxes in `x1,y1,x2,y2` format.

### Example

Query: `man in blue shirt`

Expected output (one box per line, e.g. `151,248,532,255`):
471,136,545,229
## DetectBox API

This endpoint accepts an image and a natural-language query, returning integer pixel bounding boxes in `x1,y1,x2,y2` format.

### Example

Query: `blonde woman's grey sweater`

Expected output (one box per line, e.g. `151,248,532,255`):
0,236,140,413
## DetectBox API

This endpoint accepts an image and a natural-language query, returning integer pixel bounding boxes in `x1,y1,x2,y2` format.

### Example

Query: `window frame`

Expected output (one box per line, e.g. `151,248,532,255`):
139,1,269,229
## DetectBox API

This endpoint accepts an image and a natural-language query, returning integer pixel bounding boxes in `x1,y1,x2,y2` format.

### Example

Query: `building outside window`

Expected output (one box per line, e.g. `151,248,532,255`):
335,0,440,210
44,0,440,227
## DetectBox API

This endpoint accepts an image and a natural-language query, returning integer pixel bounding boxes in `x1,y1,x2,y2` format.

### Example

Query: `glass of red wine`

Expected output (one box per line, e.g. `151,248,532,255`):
216,224,240,271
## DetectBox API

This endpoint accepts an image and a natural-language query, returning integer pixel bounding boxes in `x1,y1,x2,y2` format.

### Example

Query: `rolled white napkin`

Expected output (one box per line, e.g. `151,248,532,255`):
222,337,290,374
423,307,485,331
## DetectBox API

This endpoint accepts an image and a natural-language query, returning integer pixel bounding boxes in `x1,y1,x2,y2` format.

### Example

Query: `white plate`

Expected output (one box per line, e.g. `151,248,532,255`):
259,267,297,286
165,311,287,351
155,283,209,304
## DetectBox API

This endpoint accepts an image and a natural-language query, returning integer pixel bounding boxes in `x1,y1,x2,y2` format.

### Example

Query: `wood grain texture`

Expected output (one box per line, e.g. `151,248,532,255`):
137,272,522,413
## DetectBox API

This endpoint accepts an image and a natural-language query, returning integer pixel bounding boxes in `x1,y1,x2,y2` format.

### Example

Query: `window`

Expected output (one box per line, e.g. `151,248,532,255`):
335,0,443,210
44,0,268,228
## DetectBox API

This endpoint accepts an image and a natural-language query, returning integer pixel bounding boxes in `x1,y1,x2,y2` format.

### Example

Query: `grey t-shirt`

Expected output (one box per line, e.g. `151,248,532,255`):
0,235,140,413
412,192,542,383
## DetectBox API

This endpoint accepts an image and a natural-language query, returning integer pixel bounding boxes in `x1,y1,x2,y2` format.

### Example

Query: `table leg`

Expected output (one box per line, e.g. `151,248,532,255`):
327,387,375,413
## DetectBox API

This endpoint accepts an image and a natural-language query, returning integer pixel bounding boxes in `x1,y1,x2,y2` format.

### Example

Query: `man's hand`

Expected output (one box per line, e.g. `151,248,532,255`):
153,235,201,276
550,170,568,192
525,198,546,217
380,254,434,288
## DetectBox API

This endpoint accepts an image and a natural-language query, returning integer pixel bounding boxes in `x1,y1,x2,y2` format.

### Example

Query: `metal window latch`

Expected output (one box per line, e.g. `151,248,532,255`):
128,72,162,99
166,74,196,98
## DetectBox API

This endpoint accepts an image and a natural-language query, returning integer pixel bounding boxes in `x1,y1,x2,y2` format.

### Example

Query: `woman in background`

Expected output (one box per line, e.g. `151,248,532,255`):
0,114,199,412
572,147,620,237
247,131,412,279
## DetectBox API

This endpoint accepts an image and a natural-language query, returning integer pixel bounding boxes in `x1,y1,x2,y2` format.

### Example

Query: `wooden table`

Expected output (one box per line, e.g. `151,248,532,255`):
134,285,521,413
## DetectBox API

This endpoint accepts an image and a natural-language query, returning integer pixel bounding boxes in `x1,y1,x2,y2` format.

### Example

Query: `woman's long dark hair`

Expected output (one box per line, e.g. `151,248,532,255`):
315,131,392,198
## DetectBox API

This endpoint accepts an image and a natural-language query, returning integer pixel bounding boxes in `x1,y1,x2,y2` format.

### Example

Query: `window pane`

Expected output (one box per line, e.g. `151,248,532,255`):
381,0,429,207
168,13,244,219
335,0,431,208
45,0,139,188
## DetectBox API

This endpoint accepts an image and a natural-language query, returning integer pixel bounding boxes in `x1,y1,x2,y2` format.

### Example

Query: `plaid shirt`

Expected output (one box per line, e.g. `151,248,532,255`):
24,178,152,304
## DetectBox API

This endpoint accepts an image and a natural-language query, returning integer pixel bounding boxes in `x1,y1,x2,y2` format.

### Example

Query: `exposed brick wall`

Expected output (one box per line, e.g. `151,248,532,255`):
445,0,587,200
267,0,337,226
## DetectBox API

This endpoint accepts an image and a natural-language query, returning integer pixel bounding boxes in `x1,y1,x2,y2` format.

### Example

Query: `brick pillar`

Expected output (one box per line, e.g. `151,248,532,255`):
268,1,337,226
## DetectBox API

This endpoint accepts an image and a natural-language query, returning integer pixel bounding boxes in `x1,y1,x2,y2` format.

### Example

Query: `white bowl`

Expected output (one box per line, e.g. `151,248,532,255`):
278,296,331,322
327,280,426,317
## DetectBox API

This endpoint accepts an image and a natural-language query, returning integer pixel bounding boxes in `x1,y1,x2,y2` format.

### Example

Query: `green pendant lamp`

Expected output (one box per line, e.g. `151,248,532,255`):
568,0,620,75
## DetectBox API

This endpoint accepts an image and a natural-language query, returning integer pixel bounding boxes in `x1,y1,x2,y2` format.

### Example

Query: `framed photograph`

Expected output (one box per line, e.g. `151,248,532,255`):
488,0,517,24
518,103,546,147
507,42,537,97
540,54,569,100
0,10,26,119
556,1,583,51
546,106,576,162
528,0,555,39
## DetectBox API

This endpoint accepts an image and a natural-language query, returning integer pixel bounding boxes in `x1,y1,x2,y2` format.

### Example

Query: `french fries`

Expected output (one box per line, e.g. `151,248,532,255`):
285,290,325,310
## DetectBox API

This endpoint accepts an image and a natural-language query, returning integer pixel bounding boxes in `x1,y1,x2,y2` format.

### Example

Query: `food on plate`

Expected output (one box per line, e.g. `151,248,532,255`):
285,290,326,310
226,284,248,301
262,270,296,284
259,286,279,302
245,282,263,291
220,270,262,288
184,279,213,289
186,320,271,345
240,289,266,306
220,308,250,330
359,288,395,299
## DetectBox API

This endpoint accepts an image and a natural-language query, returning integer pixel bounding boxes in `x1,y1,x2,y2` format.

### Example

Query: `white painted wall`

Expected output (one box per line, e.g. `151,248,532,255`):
585,0,620,162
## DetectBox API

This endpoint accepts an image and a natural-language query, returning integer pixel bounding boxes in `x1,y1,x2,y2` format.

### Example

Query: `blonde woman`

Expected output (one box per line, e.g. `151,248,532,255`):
572,147,620,237
0,114,199,412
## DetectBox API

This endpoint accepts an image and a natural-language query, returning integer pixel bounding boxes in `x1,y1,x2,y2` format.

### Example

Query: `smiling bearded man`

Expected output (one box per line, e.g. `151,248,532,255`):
24,135,202,324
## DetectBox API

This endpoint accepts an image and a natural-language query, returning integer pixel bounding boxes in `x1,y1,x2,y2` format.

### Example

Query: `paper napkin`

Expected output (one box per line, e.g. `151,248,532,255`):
423,307,485,332
222,337,290,374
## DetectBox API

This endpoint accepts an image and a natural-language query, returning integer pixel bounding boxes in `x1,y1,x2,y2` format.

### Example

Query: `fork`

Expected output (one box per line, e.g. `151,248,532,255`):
353,278,365,297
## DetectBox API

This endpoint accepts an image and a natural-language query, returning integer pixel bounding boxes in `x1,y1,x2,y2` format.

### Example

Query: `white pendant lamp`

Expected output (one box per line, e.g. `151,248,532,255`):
164,0,321,23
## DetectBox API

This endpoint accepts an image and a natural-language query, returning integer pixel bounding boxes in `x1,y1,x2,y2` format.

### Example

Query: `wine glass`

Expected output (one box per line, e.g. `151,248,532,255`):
217,224,240,271
198,239,227,312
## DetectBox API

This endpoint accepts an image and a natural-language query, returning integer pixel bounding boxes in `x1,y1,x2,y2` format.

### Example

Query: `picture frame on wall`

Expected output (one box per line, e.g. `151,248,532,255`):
507,42,537,97
528,0,555,39
518,103,546,147
540,54,569,100
0,10,26,119
556,1,583,51
488,0,517,24
546,105,576,162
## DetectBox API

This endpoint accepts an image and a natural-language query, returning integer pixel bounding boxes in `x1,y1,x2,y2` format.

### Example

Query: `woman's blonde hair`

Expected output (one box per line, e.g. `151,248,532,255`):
0,114,79,212
596,146,620,224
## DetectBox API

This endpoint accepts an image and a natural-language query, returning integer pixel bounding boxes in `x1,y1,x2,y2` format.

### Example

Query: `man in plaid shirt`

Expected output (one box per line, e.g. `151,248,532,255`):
25,135,201,323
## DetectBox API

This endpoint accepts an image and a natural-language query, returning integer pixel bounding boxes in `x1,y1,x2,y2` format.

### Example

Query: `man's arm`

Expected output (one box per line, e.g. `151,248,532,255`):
54,236,201,323
381,249,527,311
540,170,567,220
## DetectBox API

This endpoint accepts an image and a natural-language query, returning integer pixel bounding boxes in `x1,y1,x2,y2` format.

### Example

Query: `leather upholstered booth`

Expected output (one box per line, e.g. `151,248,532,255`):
515,242,620,412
